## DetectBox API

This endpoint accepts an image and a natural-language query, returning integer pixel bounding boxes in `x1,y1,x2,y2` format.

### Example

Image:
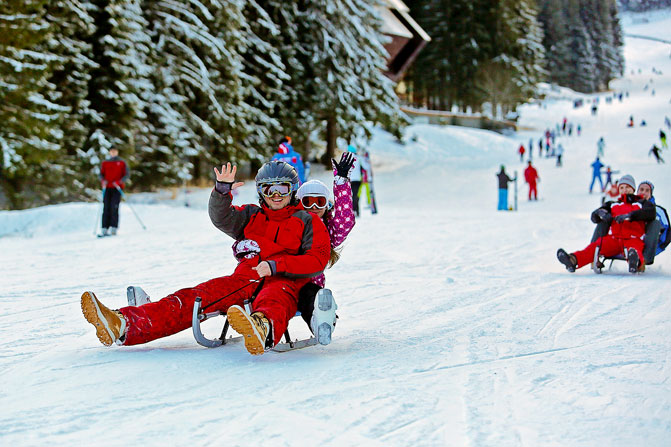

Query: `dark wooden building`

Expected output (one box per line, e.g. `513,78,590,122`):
378,0,430,82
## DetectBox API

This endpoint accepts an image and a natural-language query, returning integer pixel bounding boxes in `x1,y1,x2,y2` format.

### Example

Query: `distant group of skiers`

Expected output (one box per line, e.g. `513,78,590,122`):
517,118,579,167
85,135,382,355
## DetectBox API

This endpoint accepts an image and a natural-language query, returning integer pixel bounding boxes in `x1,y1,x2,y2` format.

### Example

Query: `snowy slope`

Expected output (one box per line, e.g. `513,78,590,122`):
2,13,671,447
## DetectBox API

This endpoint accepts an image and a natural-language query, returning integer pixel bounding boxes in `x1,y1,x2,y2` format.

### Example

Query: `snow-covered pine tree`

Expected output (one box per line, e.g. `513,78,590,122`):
121,0,192,190
406,0,501,112
238,1,289,162
477,0,546,116
604,0,625,84
0,0,65,209
42,0,98,201
404,0,449,110
252,1,313,160
84,0,153,186
538,0,623,93
142,0,248,184
293,0,406,161
538,0,571,87
567,0,599,92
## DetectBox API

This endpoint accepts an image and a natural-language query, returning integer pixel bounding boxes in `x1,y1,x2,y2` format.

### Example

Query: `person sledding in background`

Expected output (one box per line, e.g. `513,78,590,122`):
292,152,357,345
82,160,331,356
635,180,670,263
557,174,656,274
272,136,307,183
99,148,129,236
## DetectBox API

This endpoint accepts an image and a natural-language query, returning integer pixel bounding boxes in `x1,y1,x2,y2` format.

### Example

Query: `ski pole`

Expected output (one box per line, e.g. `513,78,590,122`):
115,185,147,230
514,172,518,211
93,188,106,235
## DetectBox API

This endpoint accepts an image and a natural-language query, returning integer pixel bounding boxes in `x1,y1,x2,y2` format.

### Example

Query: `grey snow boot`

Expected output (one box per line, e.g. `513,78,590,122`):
310,289,337,345
127,286,151,306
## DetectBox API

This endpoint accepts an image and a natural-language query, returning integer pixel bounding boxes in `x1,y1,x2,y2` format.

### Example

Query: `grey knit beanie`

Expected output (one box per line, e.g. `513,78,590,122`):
618,174,636,191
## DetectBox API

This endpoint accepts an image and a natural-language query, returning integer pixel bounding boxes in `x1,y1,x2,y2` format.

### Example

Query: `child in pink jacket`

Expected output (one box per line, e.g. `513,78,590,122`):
295,152,356,344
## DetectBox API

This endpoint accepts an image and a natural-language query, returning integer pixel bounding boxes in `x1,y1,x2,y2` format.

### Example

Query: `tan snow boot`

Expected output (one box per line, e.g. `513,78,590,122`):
226,305,270,355
81,291,127,346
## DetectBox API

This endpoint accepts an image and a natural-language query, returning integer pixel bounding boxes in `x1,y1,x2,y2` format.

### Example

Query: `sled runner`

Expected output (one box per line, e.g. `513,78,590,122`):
191,297,318,352
592,247,642,274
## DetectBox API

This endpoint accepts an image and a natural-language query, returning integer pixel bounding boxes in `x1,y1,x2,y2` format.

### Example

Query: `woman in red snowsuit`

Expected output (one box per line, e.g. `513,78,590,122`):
82,161,331,355
557,175,656,273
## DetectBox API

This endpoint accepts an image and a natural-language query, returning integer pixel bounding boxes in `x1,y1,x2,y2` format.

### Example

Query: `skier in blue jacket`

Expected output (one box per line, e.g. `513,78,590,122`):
272,136,306,184
589,157,604,193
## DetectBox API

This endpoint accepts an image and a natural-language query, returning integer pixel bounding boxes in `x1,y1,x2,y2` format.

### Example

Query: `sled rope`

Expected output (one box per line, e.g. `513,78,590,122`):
201,278,263,312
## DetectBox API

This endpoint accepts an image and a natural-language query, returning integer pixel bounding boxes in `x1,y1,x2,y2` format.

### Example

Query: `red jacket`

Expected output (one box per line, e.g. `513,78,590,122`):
208,190,330,279
524,166,539,184
100,156,129,189
601,194,656,240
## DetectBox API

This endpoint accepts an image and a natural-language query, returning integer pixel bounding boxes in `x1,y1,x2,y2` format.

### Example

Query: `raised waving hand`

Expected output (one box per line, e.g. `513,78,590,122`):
214,162,245,190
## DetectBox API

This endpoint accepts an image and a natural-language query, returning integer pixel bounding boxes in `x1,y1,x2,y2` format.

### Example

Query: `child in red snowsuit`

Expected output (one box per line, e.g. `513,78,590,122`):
557,175,656,274
81,161,331,355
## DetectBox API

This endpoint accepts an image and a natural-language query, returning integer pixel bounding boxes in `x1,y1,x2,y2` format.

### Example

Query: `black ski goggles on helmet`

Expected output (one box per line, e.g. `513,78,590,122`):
257,181,294,198
301,195,329,209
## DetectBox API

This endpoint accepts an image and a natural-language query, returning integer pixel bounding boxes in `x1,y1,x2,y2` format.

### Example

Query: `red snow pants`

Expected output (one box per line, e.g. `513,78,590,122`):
528,182,537,200
119,257,308,346
573,236,644,269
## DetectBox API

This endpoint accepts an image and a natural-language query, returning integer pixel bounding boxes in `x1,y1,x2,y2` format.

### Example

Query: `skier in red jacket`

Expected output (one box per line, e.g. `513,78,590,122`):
99,148,129,236
557,174,656,274
523,161,540,200
81,161,331,355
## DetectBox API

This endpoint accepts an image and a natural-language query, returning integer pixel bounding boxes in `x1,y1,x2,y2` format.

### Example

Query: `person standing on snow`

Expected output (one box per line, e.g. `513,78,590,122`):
99,148,129,236
358,148,376,214
496,165,514,210
518,143,525,162
556,143,564,166
661,129,668,149
604,166,619,188
596,137,606,157
589,157,605,193
524,161,540,200
272,136,306,183
81,161,331,356
557,174,656,274
293,153,356,345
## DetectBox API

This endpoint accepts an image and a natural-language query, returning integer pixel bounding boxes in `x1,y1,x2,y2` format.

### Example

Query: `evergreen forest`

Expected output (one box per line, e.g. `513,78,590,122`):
1,0,629,209
405,0,624,115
